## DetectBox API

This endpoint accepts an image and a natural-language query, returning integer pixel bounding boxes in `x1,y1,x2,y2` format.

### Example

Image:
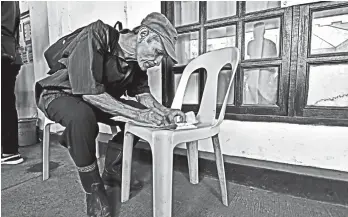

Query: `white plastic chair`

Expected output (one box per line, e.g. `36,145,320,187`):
42,116,118,180
120,47,240,217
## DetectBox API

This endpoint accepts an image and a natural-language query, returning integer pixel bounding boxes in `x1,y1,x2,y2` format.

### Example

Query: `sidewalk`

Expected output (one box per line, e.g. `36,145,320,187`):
2,141,348,217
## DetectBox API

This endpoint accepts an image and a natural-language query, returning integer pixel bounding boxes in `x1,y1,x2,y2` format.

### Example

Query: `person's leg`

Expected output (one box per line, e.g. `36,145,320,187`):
98,99,145,188
46,96,111,217
1,59,23,165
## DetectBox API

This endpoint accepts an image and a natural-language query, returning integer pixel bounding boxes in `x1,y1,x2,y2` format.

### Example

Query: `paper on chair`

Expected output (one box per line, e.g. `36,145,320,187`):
110,111,198,130
175,111,198,130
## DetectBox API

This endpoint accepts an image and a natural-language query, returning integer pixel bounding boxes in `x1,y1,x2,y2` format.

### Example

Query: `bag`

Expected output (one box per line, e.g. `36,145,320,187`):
44,21,124,75
44,26,85,74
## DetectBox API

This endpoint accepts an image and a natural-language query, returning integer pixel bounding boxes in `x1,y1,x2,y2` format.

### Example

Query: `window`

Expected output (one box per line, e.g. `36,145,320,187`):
162,1,348,126
295,3,348,121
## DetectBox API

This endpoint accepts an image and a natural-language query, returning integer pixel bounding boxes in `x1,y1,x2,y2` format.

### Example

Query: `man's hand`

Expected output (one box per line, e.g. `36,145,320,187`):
164,109,186,124
135,93,186,125
136,108,170,126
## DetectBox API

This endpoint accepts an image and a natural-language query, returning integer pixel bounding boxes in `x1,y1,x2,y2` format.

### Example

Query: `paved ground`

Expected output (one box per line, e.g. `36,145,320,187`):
2,141,348,217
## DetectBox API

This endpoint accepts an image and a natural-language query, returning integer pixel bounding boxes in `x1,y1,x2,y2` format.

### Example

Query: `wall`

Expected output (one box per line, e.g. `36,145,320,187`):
177,121,348,173
15,2,36,119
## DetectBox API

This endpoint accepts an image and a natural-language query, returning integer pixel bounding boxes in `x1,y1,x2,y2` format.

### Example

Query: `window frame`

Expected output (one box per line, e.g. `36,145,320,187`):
161,1,348,127
295,2,348,120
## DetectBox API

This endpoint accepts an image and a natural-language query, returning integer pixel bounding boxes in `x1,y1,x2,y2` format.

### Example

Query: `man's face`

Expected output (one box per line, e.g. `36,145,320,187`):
136,28,166,71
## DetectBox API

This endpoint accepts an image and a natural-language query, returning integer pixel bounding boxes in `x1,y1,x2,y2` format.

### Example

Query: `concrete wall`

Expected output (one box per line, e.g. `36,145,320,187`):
176,121,348,172
27,1,348,173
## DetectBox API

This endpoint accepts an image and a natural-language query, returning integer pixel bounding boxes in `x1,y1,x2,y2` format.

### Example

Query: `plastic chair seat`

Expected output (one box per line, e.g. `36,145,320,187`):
125,121,220,146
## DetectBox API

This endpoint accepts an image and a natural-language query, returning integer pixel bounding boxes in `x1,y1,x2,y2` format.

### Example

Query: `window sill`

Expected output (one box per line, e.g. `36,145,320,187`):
180,105,348,127
224,113,348,127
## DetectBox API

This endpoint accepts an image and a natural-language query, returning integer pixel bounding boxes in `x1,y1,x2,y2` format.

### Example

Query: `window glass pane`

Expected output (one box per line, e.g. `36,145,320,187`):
174,73,199,104
246,1,281,14
245,18,281,60
175,32,199,65
311,7,348,55
207,25,236,52
207,1,236,20
307,64,348,107
174,1,199,26
243,67,279,105
217,70,235,105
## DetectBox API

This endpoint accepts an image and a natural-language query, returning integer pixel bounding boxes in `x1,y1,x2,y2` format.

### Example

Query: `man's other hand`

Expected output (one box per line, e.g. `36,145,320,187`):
165,109,186,124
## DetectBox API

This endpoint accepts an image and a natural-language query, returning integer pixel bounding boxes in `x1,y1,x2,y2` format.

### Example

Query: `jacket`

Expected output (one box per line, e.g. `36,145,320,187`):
1,1,22,64
35,20,150,116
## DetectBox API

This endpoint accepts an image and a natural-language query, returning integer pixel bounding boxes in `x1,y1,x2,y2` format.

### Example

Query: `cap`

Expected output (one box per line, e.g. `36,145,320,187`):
141,12,178,64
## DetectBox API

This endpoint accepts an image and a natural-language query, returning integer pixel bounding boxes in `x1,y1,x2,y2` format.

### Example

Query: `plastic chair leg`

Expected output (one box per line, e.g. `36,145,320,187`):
43,124,51,181
121,132,135,202
212,134,228,206
95,140,100,159
152,136,174,217
186,141,199,184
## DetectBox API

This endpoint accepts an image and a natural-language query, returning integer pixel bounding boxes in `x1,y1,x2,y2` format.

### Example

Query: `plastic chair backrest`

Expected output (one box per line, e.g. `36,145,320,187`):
171,47,240,127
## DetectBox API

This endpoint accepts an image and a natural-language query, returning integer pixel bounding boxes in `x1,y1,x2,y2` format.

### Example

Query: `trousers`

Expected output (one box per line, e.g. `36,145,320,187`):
1,58,21,154
46,95,145,168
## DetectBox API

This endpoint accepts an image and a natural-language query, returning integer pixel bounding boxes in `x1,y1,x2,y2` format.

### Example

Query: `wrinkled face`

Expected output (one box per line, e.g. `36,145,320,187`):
136,28,166,71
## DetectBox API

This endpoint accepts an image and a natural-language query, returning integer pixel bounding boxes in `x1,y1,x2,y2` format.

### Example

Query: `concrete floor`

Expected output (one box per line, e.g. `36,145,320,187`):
2,142,348,217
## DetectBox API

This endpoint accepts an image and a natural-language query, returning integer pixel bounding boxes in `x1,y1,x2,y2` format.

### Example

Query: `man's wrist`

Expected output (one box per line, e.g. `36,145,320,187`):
115,106,142,120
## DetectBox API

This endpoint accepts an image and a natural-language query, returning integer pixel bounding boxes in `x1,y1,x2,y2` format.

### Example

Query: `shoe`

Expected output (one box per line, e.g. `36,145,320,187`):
1,153,24,165
86,183,111,217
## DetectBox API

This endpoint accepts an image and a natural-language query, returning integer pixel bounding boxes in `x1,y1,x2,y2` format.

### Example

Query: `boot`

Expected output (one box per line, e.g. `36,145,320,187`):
77,162,111,217
86,183,112,217
102,136,143,191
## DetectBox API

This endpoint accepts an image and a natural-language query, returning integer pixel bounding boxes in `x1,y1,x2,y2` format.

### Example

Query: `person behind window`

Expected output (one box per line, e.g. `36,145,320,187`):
245,22,278,105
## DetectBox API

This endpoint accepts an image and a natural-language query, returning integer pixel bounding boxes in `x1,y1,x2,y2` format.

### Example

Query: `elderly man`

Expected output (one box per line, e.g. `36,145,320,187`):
35,12,185,217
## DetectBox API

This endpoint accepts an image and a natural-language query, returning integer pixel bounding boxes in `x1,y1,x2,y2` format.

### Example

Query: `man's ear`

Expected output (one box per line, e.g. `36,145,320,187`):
138,27,149,43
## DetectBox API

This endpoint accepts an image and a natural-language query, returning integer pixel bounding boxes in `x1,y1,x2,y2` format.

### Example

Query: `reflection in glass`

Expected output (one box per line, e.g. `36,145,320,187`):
245,18,281,59
207,26,236,52
311,7,348,55
174,73,199,104
207,1,236,20
243,67,279,105
246,1,281,14
307,64,348,107
174,1,199,26
217,70,235,105
175,32,199,65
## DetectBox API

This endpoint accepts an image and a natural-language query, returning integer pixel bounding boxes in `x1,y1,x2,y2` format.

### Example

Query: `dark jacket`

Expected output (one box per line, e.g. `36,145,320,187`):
1,1,22,64
35,20,150,115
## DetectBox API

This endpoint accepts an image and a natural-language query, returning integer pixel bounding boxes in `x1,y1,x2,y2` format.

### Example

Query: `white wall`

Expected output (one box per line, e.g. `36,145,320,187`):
177,121,348,172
